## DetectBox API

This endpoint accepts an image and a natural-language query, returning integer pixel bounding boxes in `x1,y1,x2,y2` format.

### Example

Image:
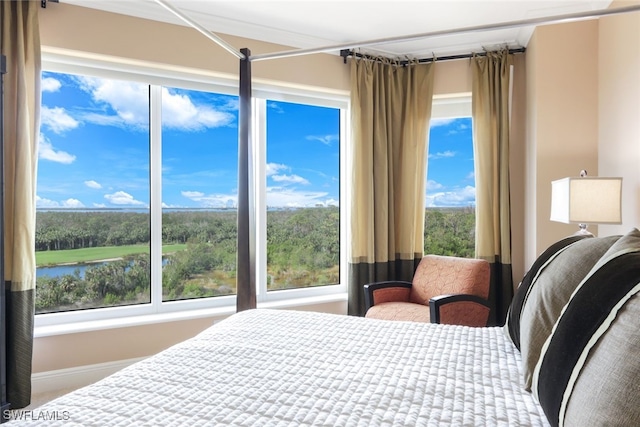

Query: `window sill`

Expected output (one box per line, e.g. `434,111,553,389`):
34,293,348,338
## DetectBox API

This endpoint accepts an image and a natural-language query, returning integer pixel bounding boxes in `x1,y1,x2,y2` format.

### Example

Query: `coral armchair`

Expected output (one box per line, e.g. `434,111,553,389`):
364,255,491,326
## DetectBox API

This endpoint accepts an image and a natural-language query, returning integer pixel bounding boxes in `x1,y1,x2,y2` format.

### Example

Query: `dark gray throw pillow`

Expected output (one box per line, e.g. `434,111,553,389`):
532,228,640,427
519,235,620,390
504,235,590,350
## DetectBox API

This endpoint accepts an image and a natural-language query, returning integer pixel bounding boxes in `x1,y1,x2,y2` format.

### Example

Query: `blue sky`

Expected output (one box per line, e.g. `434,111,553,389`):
38,71,474,209
427,116,475,207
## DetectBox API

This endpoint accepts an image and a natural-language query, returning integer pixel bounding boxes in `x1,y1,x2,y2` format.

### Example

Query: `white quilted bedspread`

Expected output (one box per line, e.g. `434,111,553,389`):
10,309,549,426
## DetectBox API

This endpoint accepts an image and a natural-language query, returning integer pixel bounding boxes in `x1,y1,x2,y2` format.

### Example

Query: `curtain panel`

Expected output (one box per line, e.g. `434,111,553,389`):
348,58,434,316
471,50,513,326
1,0,41,409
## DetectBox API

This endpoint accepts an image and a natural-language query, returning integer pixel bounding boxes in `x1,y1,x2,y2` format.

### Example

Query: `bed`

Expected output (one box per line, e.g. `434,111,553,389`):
8,309,548,426
8,229,640,426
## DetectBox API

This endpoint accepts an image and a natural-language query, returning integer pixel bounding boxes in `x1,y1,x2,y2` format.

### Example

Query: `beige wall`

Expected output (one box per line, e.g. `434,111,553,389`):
39,2,349,92
524,5,640,263
598,2,640,236
35,316,216,372
524,20,600,267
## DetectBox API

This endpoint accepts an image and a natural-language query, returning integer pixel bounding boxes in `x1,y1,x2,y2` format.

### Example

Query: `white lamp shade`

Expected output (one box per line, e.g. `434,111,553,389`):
550,177,623,224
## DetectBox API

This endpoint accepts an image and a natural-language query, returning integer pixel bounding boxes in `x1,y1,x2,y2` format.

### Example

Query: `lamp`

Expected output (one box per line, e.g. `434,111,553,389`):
550,170,622,236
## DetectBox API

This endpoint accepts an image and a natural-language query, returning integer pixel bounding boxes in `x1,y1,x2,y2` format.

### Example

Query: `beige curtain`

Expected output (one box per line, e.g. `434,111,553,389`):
471,50,513,326
348,57,434,316
1,0,41,409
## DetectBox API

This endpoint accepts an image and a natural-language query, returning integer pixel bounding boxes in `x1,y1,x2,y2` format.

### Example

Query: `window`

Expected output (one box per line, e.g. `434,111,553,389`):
36,55,347,327
160,86,239,302
37,71,151,314
425,95,476,257
265,100,340,291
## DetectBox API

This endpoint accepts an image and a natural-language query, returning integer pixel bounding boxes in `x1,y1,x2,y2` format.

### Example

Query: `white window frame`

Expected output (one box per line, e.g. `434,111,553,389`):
431,92,472,120
35,51,348,333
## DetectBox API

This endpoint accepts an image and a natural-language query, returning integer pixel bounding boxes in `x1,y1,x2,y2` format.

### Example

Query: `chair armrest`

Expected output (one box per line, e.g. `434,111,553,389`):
364,281,412,311
429,294,491,327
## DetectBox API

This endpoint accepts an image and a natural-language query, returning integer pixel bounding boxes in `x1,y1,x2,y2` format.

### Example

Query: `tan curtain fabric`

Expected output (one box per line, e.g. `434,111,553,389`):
1,0,41,409
471,49,513,326
348,57,434,316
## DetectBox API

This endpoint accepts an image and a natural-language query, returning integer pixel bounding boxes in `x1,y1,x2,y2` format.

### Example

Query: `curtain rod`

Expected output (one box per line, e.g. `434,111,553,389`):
249,4,640,62
339,47,526,65
40,0,59,8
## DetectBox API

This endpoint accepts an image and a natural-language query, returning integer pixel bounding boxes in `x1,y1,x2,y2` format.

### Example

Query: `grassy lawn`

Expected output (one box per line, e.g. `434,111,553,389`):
36,244,187,266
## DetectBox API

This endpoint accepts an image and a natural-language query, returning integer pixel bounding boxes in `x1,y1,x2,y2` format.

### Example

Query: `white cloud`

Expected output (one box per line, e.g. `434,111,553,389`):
35,195,85,208
41,106,79,134
318,198,339,207
181,191,237,208
161,87,234,131
41,77,61,93
427,180,444,191
307,134,338,146
38,136,76,164
92,203,107,208
271,174,310,185
162,202,183,208
178,186,336,208
267,102,284,113
47,78,226,135
181,190,205,198
221,98,239,112
429,150,456,159
76,76,149,130
266,187,330,208
446,121,471,136
430,118,455,127
84,180,102,189
265,164,310,185
62,198,85,208
426,185,476,207
466,171,475,180
104,191,146,206
266,163,288,176
36,195,60,208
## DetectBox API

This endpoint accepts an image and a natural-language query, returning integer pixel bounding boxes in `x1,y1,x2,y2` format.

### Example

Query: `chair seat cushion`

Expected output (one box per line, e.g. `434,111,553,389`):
365,302,431,323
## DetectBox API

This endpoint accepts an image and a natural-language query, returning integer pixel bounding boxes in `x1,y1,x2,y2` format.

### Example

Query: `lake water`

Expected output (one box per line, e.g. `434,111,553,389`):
37,262,107,279
37,258,168,279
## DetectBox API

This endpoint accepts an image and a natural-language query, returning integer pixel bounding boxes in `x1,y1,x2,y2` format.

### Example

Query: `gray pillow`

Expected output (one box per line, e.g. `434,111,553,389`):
504,235,589,350
519,235,620,390
532,228,640,427
563,293,640,426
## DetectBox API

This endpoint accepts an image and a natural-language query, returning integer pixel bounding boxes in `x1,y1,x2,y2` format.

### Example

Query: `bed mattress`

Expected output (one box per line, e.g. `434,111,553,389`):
10,309,549,426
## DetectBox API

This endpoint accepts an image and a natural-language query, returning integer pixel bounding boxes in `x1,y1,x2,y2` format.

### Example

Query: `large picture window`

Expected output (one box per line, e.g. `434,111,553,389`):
36,58,347,326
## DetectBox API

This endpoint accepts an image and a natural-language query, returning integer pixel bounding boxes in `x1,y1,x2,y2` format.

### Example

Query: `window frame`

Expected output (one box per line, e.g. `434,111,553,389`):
35,51,348,332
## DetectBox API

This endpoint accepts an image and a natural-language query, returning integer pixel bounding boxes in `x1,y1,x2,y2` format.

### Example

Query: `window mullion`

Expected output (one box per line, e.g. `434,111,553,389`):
150,85,163,311
254,98,267,301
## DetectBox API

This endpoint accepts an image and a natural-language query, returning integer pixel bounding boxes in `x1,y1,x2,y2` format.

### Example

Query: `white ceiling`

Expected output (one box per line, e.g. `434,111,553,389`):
62,0,614,58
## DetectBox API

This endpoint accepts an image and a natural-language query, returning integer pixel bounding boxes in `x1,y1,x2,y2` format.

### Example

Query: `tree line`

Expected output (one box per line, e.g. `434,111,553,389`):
35,207,474,313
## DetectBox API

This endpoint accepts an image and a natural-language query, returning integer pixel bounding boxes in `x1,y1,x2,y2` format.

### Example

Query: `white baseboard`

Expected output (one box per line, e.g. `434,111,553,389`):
31,357,147,396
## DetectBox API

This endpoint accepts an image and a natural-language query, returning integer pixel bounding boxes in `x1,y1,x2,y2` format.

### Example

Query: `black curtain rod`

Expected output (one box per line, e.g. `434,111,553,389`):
339,47,526,65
